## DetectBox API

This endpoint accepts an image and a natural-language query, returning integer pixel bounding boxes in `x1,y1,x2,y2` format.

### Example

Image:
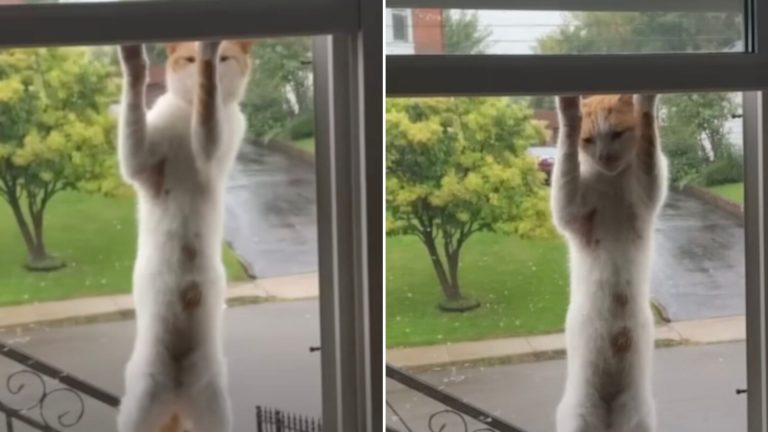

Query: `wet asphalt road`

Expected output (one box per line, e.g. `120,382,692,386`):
387,342,747,432
651,192,745,321
0,300,322,432
224,144,318,278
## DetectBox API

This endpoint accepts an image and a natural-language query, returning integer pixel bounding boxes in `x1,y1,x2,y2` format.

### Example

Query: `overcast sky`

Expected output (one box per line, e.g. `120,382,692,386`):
477,11,565,54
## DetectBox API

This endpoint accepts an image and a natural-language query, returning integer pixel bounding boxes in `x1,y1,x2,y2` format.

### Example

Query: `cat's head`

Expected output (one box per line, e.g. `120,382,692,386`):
165,40,254,106
579,94,642,176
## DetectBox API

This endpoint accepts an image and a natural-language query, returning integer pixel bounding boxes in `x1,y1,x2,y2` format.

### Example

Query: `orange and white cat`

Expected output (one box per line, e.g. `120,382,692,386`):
552,95,667,432
116,40,253,432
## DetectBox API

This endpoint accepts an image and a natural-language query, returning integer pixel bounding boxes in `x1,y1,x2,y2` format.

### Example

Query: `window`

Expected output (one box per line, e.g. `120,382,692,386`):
0,1,378,432
386,1,766,432
391,9,411,43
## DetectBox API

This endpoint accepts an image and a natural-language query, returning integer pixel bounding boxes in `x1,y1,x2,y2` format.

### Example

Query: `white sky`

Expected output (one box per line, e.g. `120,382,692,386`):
477,11,565,54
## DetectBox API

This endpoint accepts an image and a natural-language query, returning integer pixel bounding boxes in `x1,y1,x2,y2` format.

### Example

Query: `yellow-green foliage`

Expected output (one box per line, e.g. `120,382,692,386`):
0,47,122,198
386,97,555,241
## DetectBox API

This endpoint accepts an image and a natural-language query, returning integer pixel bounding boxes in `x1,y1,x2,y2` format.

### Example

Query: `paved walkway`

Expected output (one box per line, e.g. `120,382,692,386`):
387,315,745,368
0,273,318,328
0,300,323,431
388,341,747,432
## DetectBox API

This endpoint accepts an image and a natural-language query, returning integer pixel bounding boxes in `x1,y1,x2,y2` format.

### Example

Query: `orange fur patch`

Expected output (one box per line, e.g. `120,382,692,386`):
579,95,636,147
180,281,202,311
165,40,253,75
611,326,633,355
158,413,182,432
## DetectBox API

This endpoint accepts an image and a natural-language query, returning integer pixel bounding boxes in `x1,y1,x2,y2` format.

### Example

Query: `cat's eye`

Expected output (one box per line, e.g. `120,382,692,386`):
611,130,626,140
183,56,195,63
582,136,594,145
220,56,232,62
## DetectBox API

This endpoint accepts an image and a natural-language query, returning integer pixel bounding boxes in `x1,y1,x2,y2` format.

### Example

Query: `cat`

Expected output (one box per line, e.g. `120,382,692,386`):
115,39,253,432
551,94,667,432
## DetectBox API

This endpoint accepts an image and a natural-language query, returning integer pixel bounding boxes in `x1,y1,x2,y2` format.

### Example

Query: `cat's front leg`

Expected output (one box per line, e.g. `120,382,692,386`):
633,94,664,206
191,40,224,167
117,45,155,181
552,96,589,236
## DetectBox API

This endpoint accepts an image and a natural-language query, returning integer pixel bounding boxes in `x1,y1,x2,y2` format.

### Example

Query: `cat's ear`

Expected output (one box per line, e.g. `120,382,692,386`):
233,40,255,54
166,43,182,56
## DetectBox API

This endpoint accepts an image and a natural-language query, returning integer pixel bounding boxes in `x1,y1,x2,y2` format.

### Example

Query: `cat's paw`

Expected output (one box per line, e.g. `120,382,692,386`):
557,95,582,126
118,45,147,83
634,94,657,113
199,40,223,61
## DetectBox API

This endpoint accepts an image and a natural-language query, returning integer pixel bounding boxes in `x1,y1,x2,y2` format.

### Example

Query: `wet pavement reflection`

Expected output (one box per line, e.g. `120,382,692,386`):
652,192,744,321
224,144,317,278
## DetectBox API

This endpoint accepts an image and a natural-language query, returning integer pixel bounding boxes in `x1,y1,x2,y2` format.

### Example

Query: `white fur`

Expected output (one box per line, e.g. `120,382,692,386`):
116,42,249,432
552,95,668,432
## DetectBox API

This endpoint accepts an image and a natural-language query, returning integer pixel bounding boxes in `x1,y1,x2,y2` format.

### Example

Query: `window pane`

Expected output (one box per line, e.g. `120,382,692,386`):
385,8,745,55
0,38,321,431
386,92,746,431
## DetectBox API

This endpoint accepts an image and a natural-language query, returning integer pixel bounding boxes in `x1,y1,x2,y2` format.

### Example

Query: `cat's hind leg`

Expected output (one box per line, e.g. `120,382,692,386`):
116,371,175,432
608,393,656,432
184,373,232,432
556,396,607,432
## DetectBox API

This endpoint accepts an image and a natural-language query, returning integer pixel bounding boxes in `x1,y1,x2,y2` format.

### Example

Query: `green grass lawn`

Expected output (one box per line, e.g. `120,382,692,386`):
386,233,569,348
707,182,743,205
0,191,249,306
294,137,315,154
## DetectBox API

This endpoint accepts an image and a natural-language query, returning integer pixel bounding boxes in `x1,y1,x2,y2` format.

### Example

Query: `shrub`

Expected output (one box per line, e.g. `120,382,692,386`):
287,113,314,140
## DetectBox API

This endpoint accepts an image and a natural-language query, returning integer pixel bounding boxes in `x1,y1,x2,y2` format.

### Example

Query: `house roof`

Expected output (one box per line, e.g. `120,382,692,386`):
533,110,559,130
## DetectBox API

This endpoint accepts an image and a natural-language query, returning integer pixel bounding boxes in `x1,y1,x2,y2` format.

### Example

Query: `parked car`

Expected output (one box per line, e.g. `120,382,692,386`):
527,146,557,185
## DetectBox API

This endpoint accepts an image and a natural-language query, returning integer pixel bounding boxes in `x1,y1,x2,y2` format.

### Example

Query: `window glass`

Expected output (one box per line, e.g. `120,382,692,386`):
384,8,744,55
0,38,321,431
386,92,746,432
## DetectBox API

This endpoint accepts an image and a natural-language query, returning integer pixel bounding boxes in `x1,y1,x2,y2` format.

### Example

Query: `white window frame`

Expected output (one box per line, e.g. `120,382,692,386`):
389,8,412,44
387,1,768,431
0,1,379,431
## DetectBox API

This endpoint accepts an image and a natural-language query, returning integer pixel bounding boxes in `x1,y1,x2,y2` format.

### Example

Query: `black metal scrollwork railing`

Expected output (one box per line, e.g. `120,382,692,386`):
0,341,120,432
386,364,528,432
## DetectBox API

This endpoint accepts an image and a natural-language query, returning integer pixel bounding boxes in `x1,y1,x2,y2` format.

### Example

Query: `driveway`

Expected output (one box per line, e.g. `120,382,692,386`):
0,300,322,432
224,144,318,278
652,192,745,321
387,342,747,432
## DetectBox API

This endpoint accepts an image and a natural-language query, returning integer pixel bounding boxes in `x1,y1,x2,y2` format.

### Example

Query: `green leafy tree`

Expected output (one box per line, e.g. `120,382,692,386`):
537,12,742,187
243,38,313,140
386,98,553,310
443,10,492,54
0,47,119,270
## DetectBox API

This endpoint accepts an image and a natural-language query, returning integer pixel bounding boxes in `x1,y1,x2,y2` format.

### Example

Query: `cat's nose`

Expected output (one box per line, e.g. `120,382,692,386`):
600,154,619,165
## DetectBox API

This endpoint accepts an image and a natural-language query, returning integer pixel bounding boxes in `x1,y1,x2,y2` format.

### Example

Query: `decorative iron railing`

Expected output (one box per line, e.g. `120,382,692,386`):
0,341,120,432
255,406,322,432
386,364,528,432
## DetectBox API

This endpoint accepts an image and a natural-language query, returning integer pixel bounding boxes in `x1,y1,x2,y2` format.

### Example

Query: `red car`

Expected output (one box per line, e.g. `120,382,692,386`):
527,146,557,185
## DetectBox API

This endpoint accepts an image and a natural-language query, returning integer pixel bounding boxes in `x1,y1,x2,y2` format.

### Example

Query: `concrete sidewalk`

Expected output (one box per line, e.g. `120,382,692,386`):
387,315,746,368
0,273,318,328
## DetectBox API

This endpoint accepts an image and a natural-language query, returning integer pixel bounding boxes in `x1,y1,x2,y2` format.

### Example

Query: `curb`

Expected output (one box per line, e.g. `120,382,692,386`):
682,185,743,225
387,315,746,369
0,273,319,329
266,139,314,166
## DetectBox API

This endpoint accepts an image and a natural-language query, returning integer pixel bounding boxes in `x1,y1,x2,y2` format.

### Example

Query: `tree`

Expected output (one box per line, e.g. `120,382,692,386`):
243,38,313,140
0,47,119,270
536,12,742,187
386,98,553,311
443,10,492,54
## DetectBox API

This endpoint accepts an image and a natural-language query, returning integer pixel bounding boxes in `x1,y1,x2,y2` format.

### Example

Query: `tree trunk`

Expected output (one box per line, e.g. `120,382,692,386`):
7,194,36,255
29,208,51,262
422,233,458,301
445,248,462,301
5,192,61,270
